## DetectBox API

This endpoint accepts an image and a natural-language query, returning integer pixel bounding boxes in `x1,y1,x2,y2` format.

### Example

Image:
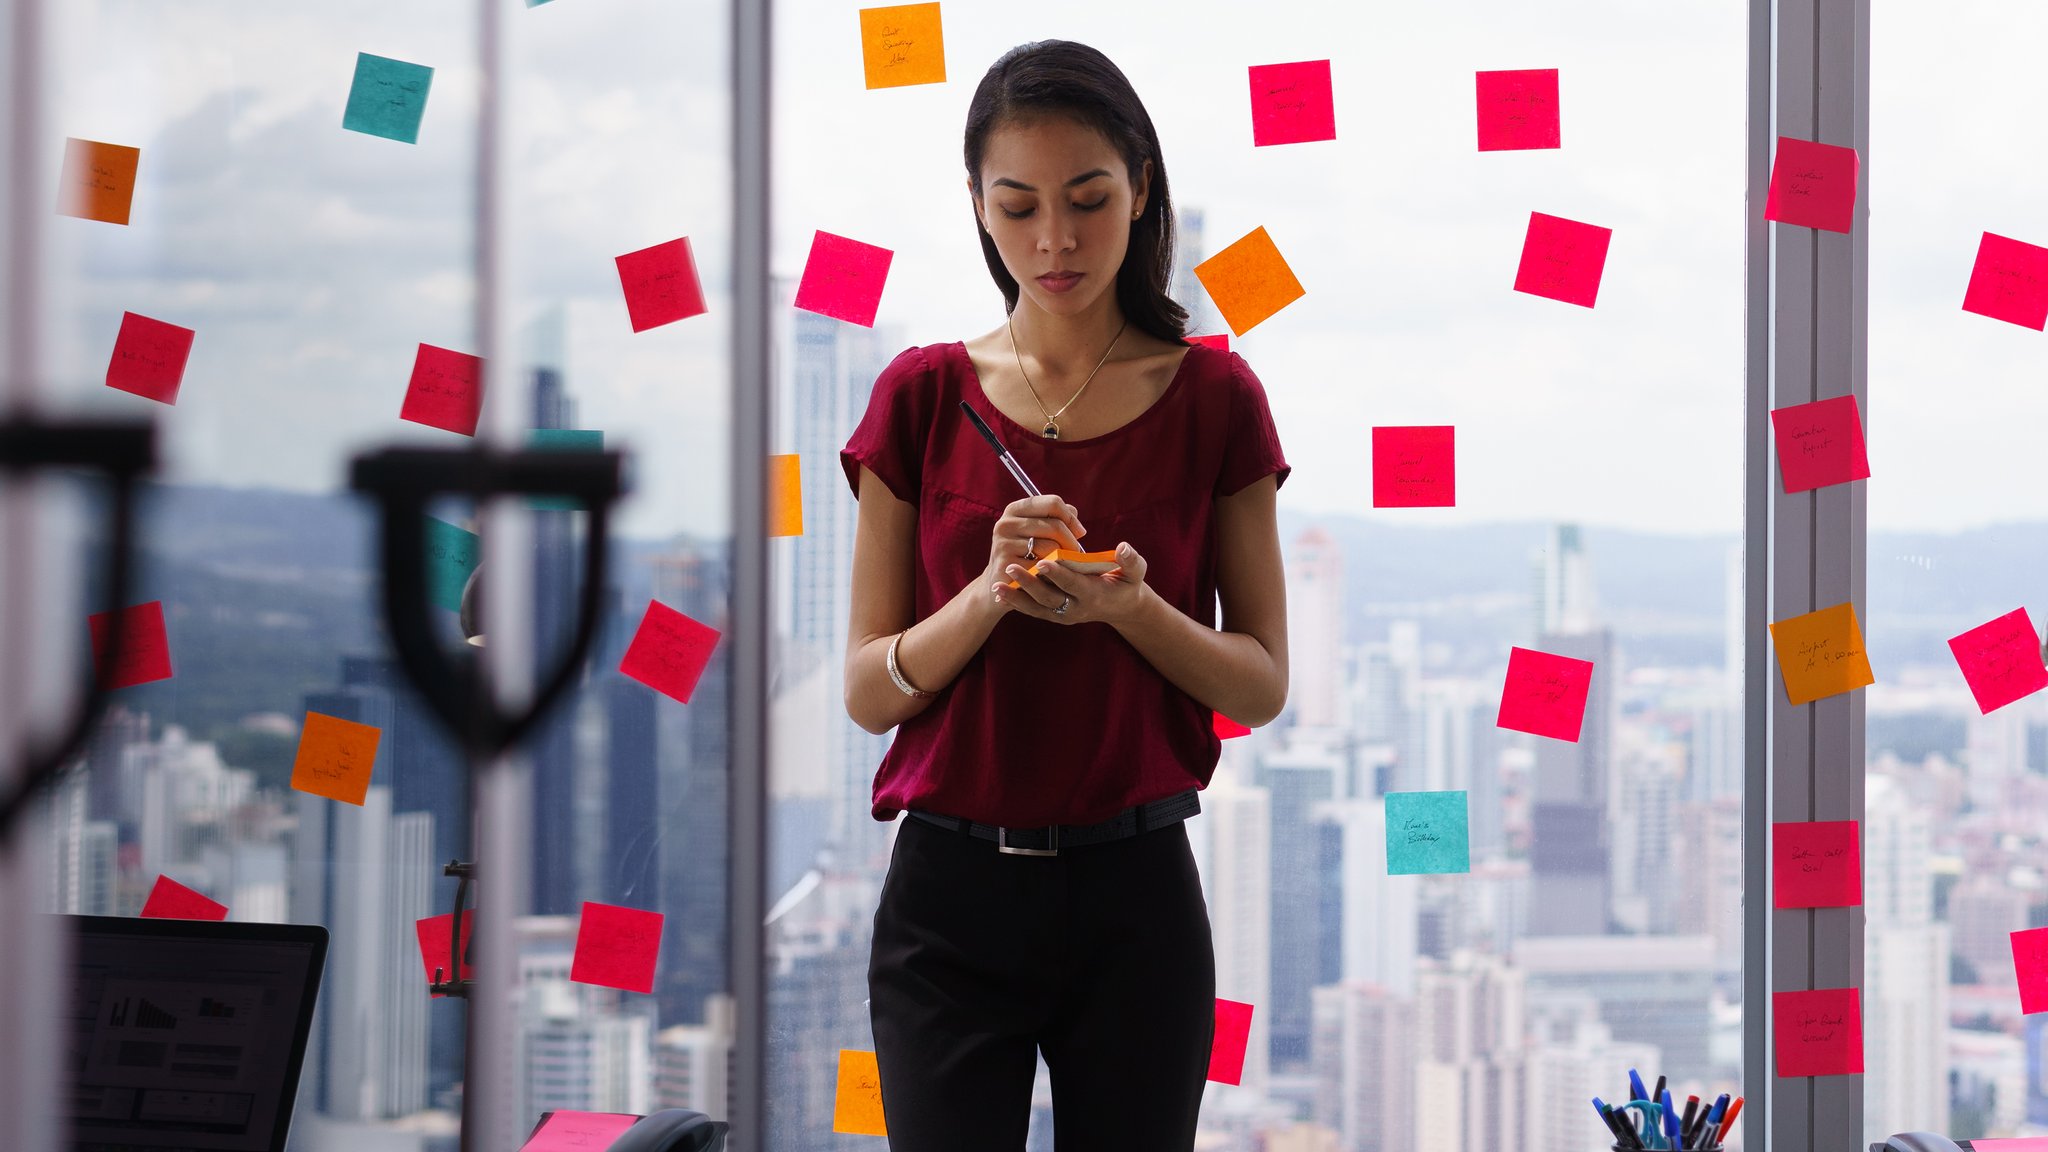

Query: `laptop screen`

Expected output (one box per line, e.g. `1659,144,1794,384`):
61,915,328,1152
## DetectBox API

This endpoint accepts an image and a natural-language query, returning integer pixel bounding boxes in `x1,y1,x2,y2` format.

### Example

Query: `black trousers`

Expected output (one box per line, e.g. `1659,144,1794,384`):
867,814,1217,1151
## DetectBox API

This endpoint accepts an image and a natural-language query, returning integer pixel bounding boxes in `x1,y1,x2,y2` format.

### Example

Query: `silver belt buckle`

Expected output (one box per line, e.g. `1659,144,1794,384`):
997,825,1059,857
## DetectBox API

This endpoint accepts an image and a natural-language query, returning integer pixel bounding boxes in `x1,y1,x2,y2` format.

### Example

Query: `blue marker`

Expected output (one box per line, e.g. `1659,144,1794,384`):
1629,1067,1649,1103
1661,1088,1681,1149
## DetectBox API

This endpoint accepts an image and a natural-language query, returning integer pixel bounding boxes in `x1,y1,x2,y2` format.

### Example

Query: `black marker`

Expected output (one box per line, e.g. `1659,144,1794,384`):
958,401,1082,552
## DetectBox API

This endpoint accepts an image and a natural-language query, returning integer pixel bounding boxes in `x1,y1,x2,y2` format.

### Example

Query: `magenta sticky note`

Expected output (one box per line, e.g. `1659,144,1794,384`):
1772,987,1863,1077
1771,820,1862,909
400,343,486,436
1475,69,1560,151
520,1111,643,1152
1372,426,1455,508
1962,232,2048,330
1188,334,1230,352
1513,212,1612,308
1972,1140,2048,1152
1495,646,1594,742
2013,926,2048,1015
1248,60,1336,147
105,312,196,405
618,600,722,705
1765,137,1859,234
1208,998,1254,1084
88,601,173,690
415,910,474,998
1770,395,1870,494
139,875,228,921
1949,608,2048,715
569,901,664,994
1213,712,1251,740
615,237,708,333
794,230,893,327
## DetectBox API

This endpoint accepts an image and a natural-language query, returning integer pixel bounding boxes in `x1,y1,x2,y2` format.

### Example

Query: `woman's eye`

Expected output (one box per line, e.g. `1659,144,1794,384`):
1001,207,1033,220
1075,198,1108,211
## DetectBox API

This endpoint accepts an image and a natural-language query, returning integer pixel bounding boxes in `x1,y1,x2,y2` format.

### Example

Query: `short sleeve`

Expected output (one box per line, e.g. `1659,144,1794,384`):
1214,353,1291,497
840,346,935,505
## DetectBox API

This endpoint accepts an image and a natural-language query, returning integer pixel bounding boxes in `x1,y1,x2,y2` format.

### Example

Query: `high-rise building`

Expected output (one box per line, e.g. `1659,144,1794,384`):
1311,981,1415,1152
1413,952,1527,1152
1169,206,1220,337
1949,875,2032,986
1515,934,1716,1081
512,916,656,1124
1522,995,1659,1152
1198,762,1273,1093
1864,773,1950,1145
1286,528,1345,730
655,993,735,1116
1264,737,1345,1067
1327,797,1417,996
531,363,585,917
1526,627,1614,937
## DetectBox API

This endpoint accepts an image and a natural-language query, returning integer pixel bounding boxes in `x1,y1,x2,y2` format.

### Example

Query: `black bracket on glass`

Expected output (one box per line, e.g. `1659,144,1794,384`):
0,418,157,844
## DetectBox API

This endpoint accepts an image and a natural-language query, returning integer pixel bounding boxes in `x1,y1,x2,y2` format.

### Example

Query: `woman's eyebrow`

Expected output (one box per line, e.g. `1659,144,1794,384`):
989,168,1112,192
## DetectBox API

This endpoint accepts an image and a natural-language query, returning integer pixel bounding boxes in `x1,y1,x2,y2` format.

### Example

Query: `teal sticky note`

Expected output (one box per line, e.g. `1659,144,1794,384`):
1385,790,1470,875
528,429,603,510
343,53,434,144
425,517,480,612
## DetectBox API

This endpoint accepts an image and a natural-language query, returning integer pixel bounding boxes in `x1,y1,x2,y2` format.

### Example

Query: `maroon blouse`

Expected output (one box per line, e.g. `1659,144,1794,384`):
839,340,1290,827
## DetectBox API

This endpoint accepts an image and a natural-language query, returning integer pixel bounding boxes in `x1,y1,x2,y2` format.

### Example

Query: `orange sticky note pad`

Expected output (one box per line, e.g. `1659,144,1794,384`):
291,711,382,805
1003,548,1121,589
832,1049,888,1135
859,3,946,90
1193,227,1305,337
1768,602,1874,706
58,138,141,225
769,454,804,537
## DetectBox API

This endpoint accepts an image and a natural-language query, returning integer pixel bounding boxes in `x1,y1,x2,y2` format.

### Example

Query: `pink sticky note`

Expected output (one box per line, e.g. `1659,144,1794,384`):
415,910,474,998
618,600,722,705
1962,232,2048,330
1496,646,1594,742
615,237,708,333
1771,820,1862,909
1972,1140,2048,1152
1513,212,1612,308
1213,712,1251,740
88,601,173,690
400,343,485,436
1770,395,1870,494
1248,60,1336,147
1772,987,1863,1077
520,1110,642,1152
1372,426,1455,508
1208,998,1254,1084
570,901,663,994
1188,334,1230,352
794,230,893,327
105,312,196,405
1950,608,2048,715
1475,69,1560,151
2013,926,2048,1016
139,875,228,921
1764,137,1859,234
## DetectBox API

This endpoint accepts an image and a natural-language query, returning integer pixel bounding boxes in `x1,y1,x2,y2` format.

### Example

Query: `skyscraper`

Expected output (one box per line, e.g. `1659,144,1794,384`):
1311,981,1416,1152
1525,627,1614,936
1198,761,1273,1093
1864,773,1950,1145
1286,528,1345,730
531,363,585,916
1262,737,1344,1067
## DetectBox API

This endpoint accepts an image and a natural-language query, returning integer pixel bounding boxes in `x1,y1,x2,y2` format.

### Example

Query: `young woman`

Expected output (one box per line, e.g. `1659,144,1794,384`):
839,39,1291,1151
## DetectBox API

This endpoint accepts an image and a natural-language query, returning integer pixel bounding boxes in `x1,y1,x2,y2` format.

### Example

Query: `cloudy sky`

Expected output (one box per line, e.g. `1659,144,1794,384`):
29,0,2048,543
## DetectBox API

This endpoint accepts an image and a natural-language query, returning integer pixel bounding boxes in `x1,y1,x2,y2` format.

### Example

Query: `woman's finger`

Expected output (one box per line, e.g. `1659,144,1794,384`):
1002,564,1067,609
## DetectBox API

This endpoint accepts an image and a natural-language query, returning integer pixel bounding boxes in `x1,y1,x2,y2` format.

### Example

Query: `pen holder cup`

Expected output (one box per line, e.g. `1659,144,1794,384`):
1614,1144,1722,1151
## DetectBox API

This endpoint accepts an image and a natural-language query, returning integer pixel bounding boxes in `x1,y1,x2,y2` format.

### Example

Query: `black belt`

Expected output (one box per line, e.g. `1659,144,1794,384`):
906,789,1200,857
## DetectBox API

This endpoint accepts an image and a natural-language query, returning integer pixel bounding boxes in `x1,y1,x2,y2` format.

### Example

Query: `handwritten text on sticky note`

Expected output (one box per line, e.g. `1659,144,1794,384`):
1772,820,1862,909
1949,607,2048,716
619,600,722,705
58,138,140,226
833,1049,888,1135
1496,645,1594,742
1769,602,1874,706
795,230,894,328
520,1111,643,1152
1194,226,1305,337
570,901,663,994
2013,926,2048,1016
616,237,708,332
859,3,946,90
1770,395,1870,494
1765,137,1859,233
292,711,382,806
401,344,485,436
426,517,481,612
1963,232,2048,331
1385,790,1471,875
343,52,434,144
1249,60,1336,147
1475,69,1560,151
1372,426,1455,508
1209,999,1255,1084
1514,212,1612,308
769,454,804,537
89,601,173,690
140,875,228,921
1772,987,1863,1077
106,312,196,405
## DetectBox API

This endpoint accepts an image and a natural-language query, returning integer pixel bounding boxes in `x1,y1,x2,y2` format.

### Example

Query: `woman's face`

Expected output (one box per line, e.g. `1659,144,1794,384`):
972,116,1151,320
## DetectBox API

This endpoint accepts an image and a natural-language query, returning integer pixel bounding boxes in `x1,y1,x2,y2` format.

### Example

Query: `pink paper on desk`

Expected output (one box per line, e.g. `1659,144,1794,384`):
520,1110,642,1151
140,875,228,921
1772,987,1863,1077
1213,712,1251,739
619,600,722,705
615,237,708,332
1949,607,2048,715
1495,646,1593,742
1513,212,1611,308
400,343,485,436
88,600,173,689
1208,998,1254,1084
1764,137,1859,233
2013,925,2048,1015
570,901,664,994
1475,69,1560,151
106,312,196,404
1248,60,1335,147
1970,1140,2048,1152
1962,232,2048,330
1770,395,1869,494
414,910,474,998
1372,426,1455,508
794,230,893,327
1771,820,1862,909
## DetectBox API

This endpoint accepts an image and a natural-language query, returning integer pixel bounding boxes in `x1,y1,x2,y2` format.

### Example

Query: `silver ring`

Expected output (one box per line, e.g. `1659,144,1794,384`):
1023,537,1036,561
1056,595,1071,616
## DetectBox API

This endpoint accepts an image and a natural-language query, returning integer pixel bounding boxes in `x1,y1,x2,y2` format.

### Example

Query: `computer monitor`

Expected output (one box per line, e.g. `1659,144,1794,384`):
59,914,328,1152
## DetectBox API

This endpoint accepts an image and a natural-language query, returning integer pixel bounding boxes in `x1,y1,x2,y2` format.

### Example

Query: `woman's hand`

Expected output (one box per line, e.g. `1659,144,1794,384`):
993,541,1152,628
982,494,1086,594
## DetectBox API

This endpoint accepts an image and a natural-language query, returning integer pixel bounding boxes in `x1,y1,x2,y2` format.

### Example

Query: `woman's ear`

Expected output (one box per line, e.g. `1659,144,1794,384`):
967,178,985,231
1131,159,1154,219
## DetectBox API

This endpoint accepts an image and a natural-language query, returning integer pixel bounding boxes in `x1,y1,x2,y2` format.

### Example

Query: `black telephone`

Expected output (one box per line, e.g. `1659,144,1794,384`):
1874,1135,1966,1152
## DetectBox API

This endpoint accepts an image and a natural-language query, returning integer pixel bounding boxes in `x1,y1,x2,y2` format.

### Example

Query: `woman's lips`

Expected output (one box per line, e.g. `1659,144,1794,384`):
1036,272,1083,294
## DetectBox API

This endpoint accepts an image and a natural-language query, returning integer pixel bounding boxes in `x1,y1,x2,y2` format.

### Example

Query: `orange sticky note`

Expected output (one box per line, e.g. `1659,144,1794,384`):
1768,602,1874,706
769,454,804,537
291,711,382,805
859,3,946,89
1194,227,1304,337
832,1049,888,1135
58,138,141,226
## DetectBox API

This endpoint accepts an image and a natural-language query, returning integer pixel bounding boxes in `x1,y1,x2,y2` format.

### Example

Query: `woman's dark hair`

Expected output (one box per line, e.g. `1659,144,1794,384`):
964,41,1188,343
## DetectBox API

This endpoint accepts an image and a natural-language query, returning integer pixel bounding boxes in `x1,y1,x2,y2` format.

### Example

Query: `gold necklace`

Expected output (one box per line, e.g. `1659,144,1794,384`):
1007,314,1127,440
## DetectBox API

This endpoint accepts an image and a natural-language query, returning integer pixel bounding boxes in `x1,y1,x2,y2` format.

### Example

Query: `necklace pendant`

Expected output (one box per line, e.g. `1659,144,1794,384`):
1042,421,1060,440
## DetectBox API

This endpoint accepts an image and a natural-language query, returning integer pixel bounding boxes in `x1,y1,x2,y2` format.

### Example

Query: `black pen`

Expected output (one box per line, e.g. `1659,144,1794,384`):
958,401,1082,552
